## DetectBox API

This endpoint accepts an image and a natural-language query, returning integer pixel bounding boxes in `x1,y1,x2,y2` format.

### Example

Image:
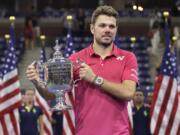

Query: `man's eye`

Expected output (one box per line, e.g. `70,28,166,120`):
109,25,116,29
99,24,106,27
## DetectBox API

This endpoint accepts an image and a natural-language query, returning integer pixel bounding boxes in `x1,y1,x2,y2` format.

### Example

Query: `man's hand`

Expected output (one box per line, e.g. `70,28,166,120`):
26,61,55,100
79,63,96,83
26,61,39,83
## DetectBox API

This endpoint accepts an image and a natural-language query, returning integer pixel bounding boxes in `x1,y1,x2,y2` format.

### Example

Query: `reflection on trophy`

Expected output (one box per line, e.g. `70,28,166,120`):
37,40,73,111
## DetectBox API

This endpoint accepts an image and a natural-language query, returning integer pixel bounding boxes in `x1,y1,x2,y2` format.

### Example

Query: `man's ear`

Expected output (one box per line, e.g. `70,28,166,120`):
90,24,94,34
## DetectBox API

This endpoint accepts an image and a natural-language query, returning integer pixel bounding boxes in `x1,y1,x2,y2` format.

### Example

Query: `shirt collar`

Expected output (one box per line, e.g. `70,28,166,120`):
88,43,119,57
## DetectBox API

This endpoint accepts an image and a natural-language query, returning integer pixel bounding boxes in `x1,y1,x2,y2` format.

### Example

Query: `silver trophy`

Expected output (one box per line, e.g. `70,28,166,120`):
37,40,77,111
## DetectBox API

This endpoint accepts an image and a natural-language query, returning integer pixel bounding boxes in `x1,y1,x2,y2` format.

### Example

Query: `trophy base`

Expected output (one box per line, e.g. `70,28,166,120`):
51,103,72,111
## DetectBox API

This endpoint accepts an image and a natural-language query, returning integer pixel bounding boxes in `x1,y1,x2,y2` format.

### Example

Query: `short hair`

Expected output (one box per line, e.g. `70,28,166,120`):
136,89,144,95
91,5,119,25
21,89,26,95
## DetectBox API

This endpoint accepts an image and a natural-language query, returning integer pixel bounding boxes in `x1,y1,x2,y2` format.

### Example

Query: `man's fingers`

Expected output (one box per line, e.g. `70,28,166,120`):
30,61,37,66
26,61,39,81
79,70,86,79
27,67,35,73
27,61,37,71
80,62,87,68
26,70,37,77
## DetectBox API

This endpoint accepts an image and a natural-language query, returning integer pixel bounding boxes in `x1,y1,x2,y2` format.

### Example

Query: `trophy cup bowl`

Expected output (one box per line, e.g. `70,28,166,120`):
37,40,73,111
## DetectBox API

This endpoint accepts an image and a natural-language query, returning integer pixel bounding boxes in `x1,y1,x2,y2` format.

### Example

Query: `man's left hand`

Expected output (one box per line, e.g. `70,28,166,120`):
79,63,96,83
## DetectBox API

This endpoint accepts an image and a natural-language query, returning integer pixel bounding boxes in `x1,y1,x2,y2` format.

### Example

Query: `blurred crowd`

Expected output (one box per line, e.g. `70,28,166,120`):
23,8,87,50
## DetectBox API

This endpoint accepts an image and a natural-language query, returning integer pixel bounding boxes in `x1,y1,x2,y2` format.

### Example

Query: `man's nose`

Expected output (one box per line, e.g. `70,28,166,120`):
104,26,111,33
105,26,111,31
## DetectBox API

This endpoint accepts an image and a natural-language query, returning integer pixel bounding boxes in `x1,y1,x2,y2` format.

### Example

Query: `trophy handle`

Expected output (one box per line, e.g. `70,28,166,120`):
73,78,81,87
72,58,85,87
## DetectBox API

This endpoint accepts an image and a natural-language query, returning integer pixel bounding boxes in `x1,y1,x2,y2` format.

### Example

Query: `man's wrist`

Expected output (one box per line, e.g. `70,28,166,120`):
32,80,45,89
92,75,97,83
93,76,104,86
31,80,38,86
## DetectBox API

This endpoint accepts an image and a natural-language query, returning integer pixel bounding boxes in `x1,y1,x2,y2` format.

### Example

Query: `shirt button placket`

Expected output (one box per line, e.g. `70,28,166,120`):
100,58,104,66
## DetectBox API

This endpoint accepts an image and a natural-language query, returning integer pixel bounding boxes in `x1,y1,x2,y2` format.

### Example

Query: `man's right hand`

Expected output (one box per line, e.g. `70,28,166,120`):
26,61,56,100
26,61,39,83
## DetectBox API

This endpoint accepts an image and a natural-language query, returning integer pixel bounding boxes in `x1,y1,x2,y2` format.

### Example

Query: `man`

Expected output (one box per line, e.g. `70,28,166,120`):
132,90,151,135
51,111,63,135
146,91,153,107
19,88,44,135
26,5,138,135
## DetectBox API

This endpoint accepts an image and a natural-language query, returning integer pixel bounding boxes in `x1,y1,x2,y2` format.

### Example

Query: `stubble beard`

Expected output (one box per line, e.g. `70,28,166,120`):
96,38,114,48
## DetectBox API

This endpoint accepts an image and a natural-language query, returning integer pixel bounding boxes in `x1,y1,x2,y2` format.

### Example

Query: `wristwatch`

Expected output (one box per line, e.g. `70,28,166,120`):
94,76,104,86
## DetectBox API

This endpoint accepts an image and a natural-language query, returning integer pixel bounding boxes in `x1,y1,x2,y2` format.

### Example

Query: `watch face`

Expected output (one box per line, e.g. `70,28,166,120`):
97,78,102,84
95,77,103,85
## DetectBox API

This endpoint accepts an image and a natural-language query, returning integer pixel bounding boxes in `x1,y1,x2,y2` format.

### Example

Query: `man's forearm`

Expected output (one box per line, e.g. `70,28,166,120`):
33,81,56,100
99,79,136,100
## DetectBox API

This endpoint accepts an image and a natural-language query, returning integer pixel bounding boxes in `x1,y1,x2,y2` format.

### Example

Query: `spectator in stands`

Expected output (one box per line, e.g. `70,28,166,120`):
20,89,26,105
146,91,153,107
172,1,180,16
24,17,35,49
149,10,163,29
30,6,41,39
173,26,180,74
76,8,86,36
148,20,165,83
132,90,151,135
26,5,138,135
19,88,44,135
32,15,41,43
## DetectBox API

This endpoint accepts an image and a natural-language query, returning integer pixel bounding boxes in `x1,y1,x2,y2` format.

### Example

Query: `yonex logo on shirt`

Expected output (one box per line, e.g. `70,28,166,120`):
116,56,125,61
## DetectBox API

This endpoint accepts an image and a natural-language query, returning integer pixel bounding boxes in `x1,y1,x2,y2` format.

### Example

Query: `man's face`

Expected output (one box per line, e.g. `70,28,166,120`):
90,15,118,47
147,92,153,104
133,91,144,105
25,90,35,103
21,94,26,104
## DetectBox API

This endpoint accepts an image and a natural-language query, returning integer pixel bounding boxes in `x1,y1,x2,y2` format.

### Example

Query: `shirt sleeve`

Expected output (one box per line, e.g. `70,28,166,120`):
37,106,43,116
18,106,22,115
122,52,139,84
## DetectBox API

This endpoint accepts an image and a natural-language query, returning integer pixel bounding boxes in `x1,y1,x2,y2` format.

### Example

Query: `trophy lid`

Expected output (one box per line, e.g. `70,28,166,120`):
53,40,64,60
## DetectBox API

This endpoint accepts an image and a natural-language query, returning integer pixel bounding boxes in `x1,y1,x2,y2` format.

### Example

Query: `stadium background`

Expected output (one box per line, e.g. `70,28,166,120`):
0,1,180,135
0,0,179,97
